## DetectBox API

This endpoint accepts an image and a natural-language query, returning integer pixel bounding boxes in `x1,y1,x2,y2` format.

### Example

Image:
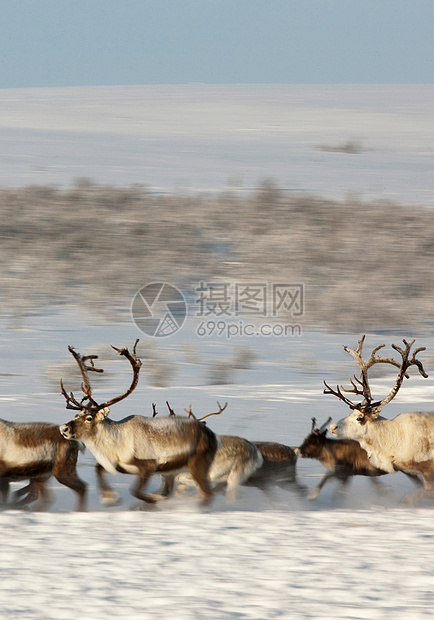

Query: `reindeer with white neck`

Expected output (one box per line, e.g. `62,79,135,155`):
328,335,433,504
59,341,219,507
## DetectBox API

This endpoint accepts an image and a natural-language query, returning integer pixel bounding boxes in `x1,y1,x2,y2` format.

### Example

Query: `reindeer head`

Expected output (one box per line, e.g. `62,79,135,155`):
294,417,332,458
327,336,428,439
59,340,141,442
60,407,111,441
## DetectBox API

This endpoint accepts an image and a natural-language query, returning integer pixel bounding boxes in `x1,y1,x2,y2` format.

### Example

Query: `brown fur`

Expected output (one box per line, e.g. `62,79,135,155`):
253,442,297,464
244,441,305,496
295,428,421,499
0,419,86,510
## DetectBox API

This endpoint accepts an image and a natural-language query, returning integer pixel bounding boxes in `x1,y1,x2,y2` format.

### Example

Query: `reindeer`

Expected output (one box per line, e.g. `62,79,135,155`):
245,441,306,496
167,405,305,498
59,341,219,506
0,421,86,510
327,335,434,504
173,437,307,499
175,434,263,500
152,403,260,501
294,417,422,499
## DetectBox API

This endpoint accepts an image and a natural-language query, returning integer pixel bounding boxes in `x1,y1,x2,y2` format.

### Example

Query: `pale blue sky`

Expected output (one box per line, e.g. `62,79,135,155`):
0,0,433,88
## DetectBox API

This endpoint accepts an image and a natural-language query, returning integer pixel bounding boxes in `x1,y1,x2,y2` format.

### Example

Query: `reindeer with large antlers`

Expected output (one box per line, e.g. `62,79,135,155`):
328,335,434,503
59,341,219,506
295,417,421,499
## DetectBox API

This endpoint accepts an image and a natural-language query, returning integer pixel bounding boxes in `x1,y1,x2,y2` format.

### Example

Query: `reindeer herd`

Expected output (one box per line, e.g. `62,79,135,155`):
0,335,433,511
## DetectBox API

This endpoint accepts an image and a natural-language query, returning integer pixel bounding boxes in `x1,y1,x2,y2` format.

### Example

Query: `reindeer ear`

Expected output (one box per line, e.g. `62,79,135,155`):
96,407,110,421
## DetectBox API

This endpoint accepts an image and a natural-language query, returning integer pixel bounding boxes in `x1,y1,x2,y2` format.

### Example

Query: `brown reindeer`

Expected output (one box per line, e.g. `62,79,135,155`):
152,403,259,501
248,441,306,496
165,405,305,498
294,417,422,499
59,341,219,506
0,421,86,510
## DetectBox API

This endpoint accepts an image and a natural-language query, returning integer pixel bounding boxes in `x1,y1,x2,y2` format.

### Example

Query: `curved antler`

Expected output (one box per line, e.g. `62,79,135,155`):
376,340,428,408
60,346,104,411
60,339,142,413
324,335,428,416
323,380,362,410
184,402,228,422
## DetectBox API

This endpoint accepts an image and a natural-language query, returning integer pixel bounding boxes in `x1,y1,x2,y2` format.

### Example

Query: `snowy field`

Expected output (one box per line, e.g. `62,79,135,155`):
1,311,434,618
0,84,434,205
1,84,434,618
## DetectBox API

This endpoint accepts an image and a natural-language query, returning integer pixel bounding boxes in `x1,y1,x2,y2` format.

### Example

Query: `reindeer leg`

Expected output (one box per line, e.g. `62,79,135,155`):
158,473,175,497
404,473,424,487
400,472,434,506
187,435,217,505
225,469,245,502
277,479,308,498
130,470,164,504
402,486,426,506
191,423,219,504
308,472,334,500
337,476,352,495
12,481,40,507
53,447,87,511
20,479,52,511
0,479,10,506
95,463,120,506
173,473,198,497
32,479,53,511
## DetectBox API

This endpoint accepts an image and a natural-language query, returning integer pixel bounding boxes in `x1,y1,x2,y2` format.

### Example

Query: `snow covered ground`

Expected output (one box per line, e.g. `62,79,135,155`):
1,310,434,619
3,508,434,619
0,84,434,205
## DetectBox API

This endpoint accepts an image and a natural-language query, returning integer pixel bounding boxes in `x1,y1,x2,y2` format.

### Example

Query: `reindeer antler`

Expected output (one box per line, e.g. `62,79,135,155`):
60,339,142,413
60,346,104,411
324,335,428,415
200,402,228,422
323,381,362,410
166,401,176,416
376,339,428,408
184,402,228,422
184,405,197,419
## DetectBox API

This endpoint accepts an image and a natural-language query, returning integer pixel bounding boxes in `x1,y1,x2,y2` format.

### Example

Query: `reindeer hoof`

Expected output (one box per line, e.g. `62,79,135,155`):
146,492,168,503
307,488,320,500
100,490,121,506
